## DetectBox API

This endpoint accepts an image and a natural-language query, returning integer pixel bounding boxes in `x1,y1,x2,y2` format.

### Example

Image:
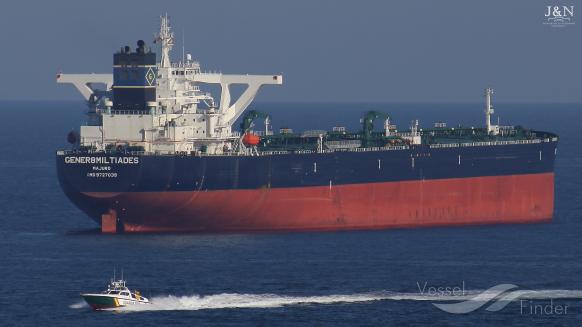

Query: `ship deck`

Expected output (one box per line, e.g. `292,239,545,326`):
58,131,558,158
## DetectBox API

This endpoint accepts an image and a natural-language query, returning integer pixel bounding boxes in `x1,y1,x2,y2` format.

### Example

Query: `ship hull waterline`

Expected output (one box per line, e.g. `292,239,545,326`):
63,173,554,233
81,295,122,310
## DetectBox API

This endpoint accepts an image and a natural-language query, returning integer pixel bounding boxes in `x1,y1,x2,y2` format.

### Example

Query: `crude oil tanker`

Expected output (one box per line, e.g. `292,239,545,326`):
56,16,558,233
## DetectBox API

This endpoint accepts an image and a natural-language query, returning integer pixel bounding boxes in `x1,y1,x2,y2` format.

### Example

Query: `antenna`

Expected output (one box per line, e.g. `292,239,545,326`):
484,87,494,135
182,28,185,70
156,13,174,68
265,116,270,135
121,268,124,281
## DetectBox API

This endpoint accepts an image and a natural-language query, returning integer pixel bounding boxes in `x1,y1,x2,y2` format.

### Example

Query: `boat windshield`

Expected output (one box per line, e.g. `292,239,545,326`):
108,291,120,294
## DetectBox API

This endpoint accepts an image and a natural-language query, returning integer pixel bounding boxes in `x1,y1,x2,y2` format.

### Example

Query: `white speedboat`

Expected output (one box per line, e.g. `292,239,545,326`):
81,278,149,310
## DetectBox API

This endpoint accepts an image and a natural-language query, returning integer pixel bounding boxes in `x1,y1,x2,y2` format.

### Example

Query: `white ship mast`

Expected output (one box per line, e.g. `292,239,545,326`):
156,14,174,69
57,15,283,155
484,87,499,135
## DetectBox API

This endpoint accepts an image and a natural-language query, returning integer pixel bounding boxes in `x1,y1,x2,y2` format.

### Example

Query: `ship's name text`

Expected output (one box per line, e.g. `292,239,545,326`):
64,156,139,164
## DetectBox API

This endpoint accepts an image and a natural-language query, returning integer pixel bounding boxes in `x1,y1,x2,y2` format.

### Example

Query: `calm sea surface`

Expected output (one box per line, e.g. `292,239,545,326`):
0,101,581,326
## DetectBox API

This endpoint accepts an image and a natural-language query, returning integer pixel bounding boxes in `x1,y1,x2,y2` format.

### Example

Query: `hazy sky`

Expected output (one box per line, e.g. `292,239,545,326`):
1,0,580,102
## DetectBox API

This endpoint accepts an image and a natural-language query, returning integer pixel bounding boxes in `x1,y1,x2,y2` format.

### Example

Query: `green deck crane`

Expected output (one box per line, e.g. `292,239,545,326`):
240,110,271,133
361,111,391,147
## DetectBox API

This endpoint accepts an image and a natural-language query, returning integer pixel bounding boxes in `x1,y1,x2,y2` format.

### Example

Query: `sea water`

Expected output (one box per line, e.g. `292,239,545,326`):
0,101,581,326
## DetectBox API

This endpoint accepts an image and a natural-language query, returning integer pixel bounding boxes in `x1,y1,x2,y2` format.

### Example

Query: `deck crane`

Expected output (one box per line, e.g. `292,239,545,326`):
361,111,391,147
240,110,271,134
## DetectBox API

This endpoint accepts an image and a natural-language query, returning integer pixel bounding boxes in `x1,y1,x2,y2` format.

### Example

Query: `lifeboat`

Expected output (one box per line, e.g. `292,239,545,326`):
242,133,260,146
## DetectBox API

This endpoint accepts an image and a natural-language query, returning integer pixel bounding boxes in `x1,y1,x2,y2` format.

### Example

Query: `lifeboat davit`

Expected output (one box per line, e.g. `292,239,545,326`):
242,133,260,146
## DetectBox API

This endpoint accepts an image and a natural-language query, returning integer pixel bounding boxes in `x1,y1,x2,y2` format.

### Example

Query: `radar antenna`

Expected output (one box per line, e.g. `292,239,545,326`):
155,13,174,68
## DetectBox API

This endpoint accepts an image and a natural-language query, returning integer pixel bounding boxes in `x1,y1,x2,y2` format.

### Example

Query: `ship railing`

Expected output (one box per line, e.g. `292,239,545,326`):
350,145,409,152
57,145,412,157
96,110,151,116
187,150,291,157
57,138,554,158
429,143,459,149
198,150,293,157
253,131,274,136
170,61,201,69
196,152,263,157
429,139,547,149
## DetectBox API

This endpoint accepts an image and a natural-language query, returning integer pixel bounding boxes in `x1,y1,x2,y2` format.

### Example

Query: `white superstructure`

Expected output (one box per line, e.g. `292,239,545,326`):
57,15,282,155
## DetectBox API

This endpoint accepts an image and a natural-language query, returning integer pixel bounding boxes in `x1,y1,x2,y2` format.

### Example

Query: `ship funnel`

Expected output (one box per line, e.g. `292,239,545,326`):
112,40,157,111
137,40,146,53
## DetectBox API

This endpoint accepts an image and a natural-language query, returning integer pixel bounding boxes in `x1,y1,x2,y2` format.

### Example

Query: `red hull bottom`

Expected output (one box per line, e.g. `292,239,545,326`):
87,173,554,233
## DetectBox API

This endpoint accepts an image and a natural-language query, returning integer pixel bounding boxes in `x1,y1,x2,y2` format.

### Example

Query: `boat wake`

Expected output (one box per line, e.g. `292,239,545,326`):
69,301,88,309
68,289,582,312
